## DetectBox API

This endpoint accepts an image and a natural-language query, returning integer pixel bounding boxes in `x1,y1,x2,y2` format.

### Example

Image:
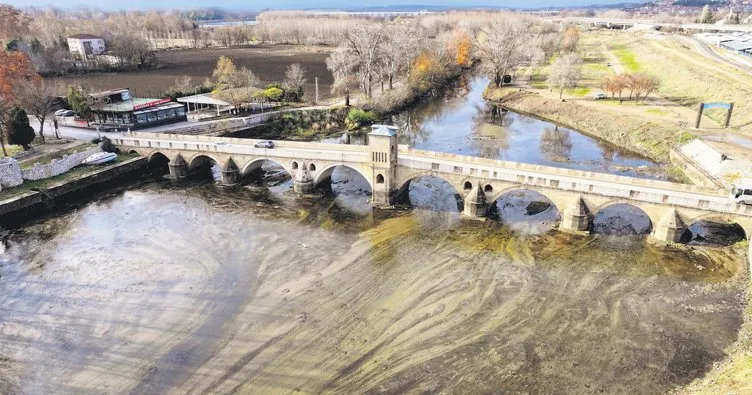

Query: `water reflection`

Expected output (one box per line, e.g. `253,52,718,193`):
387,76,668,179
540,126,574,162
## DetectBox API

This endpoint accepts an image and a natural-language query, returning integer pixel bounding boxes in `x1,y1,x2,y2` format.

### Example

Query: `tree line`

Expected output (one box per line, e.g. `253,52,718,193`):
0,50,59,155
601,73,661,103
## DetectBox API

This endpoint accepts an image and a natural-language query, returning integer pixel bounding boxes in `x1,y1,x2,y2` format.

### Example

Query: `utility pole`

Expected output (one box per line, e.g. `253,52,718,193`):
315,77,319,105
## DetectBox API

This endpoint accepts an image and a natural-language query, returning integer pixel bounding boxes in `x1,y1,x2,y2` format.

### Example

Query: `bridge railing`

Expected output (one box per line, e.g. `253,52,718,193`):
120,132,370,153
400,148,728,197
400,150,752,216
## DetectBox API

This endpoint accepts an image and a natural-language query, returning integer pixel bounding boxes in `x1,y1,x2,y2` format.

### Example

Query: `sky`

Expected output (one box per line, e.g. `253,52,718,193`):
5,0,642,11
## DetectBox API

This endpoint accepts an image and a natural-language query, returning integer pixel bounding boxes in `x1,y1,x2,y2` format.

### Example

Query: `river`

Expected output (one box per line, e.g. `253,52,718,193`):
0,77,748,394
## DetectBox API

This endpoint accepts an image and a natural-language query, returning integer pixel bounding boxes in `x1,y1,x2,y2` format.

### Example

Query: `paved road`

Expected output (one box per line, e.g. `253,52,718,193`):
689,37,752,75
30,119,128,141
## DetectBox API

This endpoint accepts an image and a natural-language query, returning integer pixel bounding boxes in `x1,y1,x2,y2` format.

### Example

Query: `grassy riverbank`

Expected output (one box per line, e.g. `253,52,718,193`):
484,87,684,163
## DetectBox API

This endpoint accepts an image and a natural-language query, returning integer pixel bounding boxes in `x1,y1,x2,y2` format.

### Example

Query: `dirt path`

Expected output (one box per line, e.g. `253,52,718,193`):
603,43,625,74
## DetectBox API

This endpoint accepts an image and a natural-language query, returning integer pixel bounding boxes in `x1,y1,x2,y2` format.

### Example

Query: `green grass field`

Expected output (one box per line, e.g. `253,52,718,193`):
611,45,641,72
565,87,591,97
645,108,668,116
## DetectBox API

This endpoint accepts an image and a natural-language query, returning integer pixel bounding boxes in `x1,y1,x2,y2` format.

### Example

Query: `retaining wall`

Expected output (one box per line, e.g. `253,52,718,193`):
20,146,102,181
0,157,147,226
0,158,24,189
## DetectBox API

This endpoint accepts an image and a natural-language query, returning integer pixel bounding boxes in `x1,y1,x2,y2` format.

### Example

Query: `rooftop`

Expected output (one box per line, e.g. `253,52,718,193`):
369,125,398,137
68,33,104,40
723,40,752,51
176,87,261,107
96,98,175,112
90,88,130,98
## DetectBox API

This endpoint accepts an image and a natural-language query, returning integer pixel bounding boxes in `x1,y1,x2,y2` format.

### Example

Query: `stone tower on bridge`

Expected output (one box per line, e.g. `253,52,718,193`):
368,125,398,206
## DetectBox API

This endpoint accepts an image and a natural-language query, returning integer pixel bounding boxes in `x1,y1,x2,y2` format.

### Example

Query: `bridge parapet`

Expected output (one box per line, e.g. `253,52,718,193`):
119,132,370,153
397,148,752,219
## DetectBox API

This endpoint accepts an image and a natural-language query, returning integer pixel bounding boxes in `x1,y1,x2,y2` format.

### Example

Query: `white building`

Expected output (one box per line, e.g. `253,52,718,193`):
67,34,105,59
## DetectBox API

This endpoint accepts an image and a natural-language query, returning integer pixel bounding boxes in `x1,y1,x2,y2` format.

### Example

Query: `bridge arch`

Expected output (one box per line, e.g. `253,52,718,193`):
187,153,221,170
313,163,373,191
591,200,653,236
487,188,561,229
241,158,292,176
395,172,464,211
147,150,170,163
396,171,464,198
147,151,170,176
683,213,747,245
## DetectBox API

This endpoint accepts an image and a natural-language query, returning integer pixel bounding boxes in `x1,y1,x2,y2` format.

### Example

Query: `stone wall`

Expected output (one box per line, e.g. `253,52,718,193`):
0,158,24,190
21,146,102,181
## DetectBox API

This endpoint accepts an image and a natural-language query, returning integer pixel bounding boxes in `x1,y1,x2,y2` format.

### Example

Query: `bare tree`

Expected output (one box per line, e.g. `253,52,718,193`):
283,63,307,102
171,75,194,93
561,26,580,53
342,25,387,99
111,33,152,69
29,46,69,75
602,73,630,100
632,73,661,103
548,53,582,98
326,46,358,106
17,80,60,142
0,4,30,40
475,16,535,87
377,25,419,91
537,32,560,63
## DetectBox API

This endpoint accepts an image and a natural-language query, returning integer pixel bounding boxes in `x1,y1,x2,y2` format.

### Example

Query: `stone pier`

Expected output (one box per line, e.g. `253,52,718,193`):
220,158,240,187
653,208,687,243
168,155,188,180
293,166,314,193
560,196,592,233
463,182,488,219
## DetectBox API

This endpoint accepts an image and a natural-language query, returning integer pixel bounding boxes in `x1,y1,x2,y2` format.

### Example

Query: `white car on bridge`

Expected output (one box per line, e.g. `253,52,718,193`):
730,184,752,205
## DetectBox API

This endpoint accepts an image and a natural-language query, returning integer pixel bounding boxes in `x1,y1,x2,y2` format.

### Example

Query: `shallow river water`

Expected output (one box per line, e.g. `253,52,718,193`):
0,175,747,394
0,77,748,394
386,77,667,180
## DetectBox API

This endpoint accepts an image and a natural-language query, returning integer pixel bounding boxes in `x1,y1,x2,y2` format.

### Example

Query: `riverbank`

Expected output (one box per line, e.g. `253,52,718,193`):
0,157,147,227
678,241,752,394
484,87,684,164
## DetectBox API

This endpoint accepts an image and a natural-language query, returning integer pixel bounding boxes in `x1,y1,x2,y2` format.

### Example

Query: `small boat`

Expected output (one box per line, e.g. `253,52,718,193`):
83,152,117,165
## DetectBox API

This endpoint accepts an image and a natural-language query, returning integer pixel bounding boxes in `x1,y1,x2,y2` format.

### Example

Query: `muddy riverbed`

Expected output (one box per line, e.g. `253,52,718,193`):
0,171,747,394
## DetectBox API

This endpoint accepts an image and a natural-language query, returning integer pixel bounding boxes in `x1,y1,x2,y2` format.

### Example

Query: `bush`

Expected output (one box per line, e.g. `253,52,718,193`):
100,136,117,153
283,86,304,102
346,108,377,130
7,107,36,149
254,87,284,102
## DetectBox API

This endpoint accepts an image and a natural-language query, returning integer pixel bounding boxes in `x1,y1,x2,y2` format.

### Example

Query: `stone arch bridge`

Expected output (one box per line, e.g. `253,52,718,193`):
114,127,752,243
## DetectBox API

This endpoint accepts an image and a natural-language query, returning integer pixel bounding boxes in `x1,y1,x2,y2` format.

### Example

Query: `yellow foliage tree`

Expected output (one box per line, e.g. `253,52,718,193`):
413,53,433,77
212,55,237,91
453,31,472,67
410,52,445,89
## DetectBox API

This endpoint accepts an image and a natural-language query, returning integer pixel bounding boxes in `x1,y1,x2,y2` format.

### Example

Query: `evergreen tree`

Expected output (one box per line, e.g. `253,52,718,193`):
700,5,714,24
8,106,35,149
66,86,92,126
